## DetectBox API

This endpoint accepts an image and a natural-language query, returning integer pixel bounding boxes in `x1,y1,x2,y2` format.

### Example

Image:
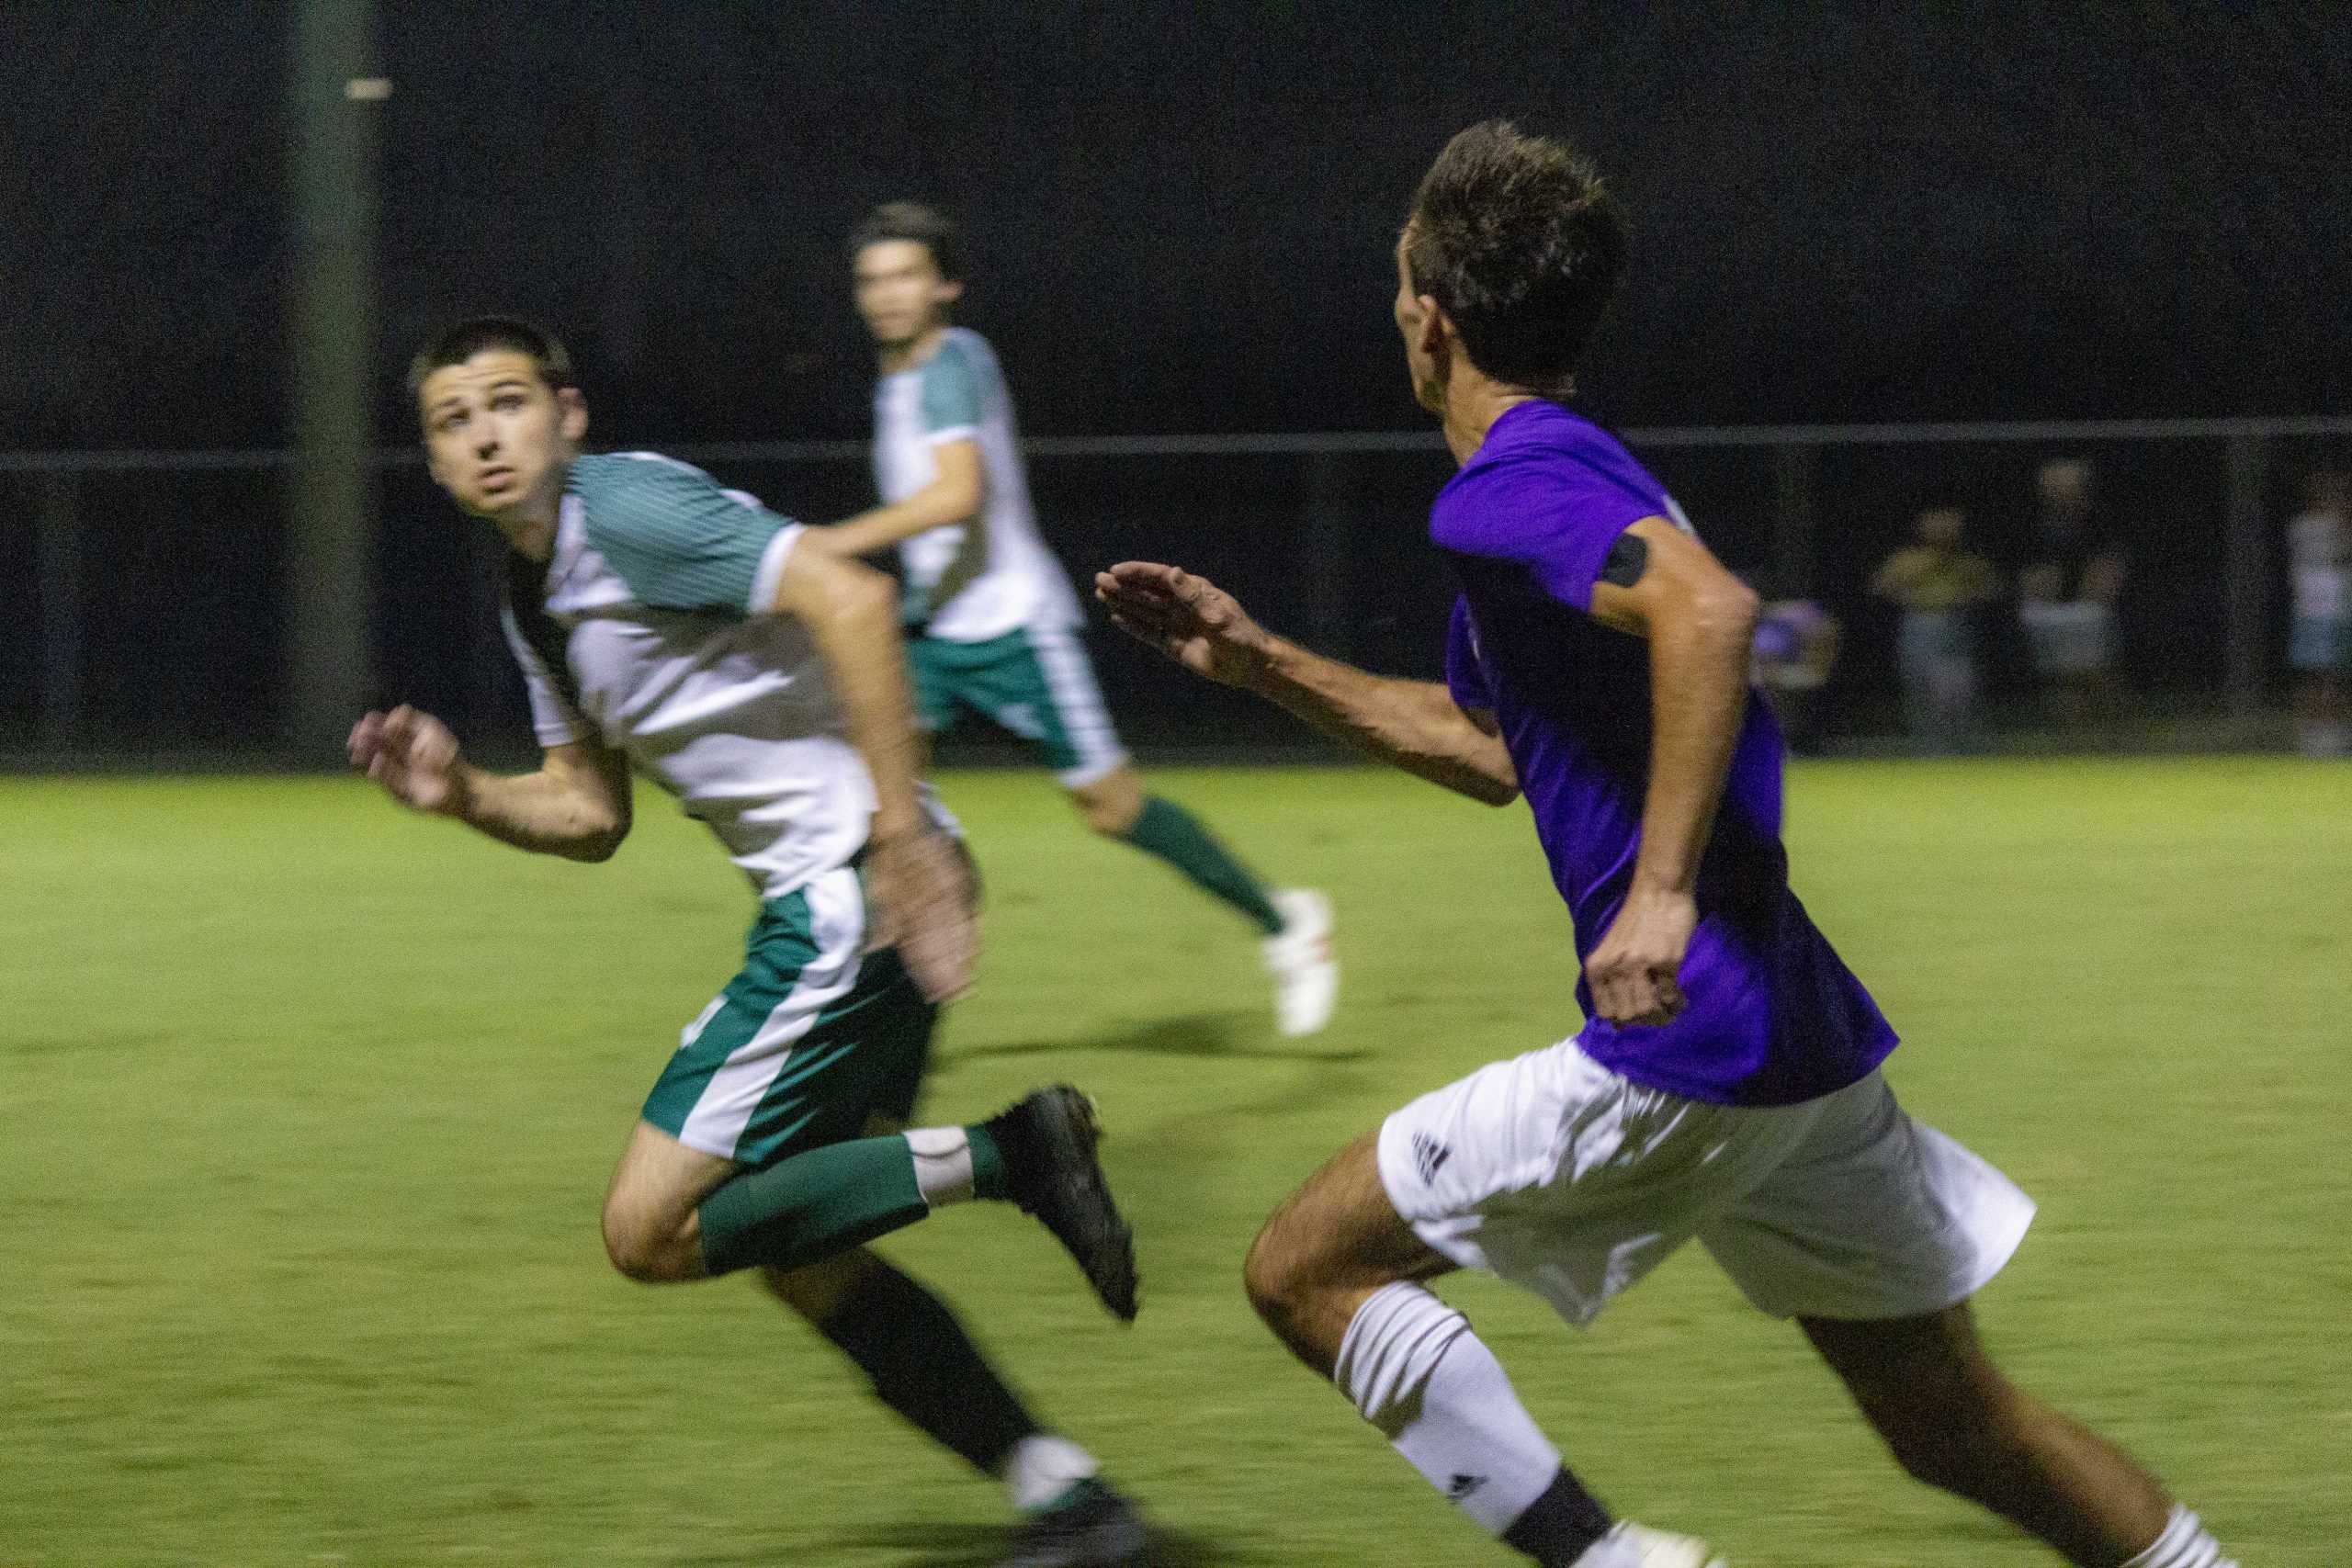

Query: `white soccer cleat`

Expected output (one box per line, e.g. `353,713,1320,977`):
1578,1521,1728,1568
1261,887,1338,1037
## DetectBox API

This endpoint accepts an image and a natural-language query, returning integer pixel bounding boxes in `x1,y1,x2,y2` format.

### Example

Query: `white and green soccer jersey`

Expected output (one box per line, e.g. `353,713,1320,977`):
500,450,876,902
872,326,1080,642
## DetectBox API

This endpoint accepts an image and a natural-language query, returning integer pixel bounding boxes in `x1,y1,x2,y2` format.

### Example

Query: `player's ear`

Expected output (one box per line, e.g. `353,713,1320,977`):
557,386,589,444
936,277,966,309
1415,295,1449,359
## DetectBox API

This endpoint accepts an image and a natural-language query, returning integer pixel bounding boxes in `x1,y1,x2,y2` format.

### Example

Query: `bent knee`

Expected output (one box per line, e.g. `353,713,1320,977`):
1074,794,1141,837
1241,1216,1317,1331
600,1209,699,1284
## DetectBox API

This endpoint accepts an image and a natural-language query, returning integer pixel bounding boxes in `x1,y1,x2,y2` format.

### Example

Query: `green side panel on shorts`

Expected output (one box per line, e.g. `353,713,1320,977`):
640,886,938,1169
903,627,1082,773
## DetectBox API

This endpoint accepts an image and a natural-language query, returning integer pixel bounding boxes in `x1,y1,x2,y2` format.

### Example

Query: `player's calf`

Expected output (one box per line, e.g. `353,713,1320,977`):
1803,1305,2234,1568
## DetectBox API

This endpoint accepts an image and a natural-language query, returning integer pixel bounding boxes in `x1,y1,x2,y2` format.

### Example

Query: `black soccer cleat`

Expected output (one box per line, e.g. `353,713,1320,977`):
986,1086,1139,1321
998,1479,1148,1568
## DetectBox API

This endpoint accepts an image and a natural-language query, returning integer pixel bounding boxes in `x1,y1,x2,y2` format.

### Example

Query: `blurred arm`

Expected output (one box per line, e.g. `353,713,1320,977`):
811,439,986,558
351,706,631,863
1094,560,1520,806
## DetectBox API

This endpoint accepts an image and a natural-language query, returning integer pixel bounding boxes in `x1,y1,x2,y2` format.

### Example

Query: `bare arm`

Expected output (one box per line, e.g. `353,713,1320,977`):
808,439,985,559
349,706,632,863
768,537,975,1000
1577,516,1761,1025
1093,562,1519,806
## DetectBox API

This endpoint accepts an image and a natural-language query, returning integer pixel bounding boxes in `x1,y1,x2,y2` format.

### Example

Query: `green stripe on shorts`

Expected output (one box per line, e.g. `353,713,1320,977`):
906,625,1125,782
641,867,938,1168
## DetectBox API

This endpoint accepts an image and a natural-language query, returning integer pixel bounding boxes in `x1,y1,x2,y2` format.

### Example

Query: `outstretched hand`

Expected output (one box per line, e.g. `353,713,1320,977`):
1093,562,1273,688
865,825,979,1004
349,705,467,815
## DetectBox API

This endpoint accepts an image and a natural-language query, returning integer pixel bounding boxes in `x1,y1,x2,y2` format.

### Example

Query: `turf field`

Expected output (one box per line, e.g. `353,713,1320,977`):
2,760,2344,1566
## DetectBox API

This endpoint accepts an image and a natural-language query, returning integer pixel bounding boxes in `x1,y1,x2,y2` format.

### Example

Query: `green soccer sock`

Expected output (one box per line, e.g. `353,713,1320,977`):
697,1125,1012,1277
1117,795,1284,935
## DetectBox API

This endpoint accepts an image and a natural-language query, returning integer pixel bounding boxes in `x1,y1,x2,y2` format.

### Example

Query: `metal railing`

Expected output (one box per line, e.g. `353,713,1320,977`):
6,414,2349,758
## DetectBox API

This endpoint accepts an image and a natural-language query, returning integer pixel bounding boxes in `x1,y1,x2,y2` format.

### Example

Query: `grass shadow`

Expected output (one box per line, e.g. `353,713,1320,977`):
946,1010,1368,1066
827,1518,1264,1567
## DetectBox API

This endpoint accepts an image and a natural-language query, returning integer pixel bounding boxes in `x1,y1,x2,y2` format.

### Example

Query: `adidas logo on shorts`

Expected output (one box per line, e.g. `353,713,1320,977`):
1412,1132,1453,1185
1447,1473,1487,1501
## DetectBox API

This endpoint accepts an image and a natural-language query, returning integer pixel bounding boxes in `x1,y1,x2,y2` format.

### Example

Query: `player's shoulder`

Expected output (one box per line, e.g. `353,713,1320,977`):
571,449,723,502
1430,403,1659,549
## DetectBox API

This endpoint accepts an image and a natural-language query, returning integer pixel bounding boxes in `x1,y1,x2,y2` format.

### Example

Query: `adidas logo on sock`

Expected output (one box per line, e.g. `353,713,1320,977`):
1412,1133,1453,1185
1447,1473,1486,1502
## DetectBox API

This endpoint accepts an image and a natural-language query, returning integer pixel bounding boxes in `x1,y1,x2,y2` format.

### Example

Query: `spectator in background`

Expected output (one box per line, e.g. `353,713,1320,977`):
1749,594,1839,754
2287,469,2350,758
2018,458,2126,729
1871,505,1998,753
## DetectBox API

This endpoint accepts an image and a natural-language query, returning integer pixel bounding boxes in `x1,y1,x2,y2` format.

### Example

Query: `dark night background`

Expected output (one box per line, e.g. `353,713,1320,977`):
2,3,2347,753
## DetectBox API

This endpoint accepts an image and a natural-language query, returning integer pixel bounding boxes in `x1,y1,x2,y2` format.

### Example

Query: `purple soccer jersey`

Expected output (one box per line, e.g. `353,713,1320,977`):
1433,400,1896,1106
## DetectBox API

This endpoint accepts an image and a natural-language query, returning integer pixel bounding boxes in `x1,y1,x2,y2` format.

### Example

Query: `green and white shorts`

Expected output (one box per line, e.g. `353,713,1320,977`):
641,863,937,1169
909,623,1130,787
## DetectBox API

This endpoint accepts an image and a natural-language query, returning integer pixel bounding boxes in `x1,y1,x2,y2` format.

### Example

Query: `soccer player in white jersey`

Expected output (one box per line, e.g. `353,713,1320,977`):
811,202,1338,1037
353,317,1146,1567
1102,124,2241,1568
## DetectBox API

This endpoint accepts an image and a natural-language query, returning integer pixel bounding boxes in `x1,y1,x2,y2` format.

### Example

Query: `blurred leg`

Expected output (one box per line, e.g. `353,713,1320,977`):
1801,1302,2180,1566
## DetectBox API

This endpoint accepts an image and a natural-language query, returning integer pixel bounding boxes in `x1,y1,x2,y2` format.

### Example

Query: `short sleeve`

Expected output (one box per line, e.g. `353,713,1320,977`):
919,341,983,441
499,604,585,747
575,453,803,615
1430,456,1659,614
1444,597,1494,710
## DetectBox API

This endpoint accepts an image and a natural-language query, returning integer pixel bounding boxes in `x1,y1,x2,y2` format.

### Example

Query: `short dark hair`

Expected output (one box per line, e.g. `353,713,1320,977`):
848,201,964,282
406,315,576,401
1405,120,1627,395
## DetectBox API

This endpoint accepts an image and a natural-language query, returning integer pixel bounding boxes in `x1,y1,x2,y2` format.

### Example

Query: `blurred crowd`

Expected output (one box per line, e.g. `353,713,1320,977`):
1750,460,2351,757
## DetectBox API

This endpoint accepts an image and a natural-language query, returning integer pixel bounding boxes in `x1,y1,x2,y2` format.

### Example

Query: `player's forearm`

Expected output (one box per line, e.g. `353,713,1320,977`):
1630,585,1758,894
1250,636,1519,805
798,571,929,839
821,483,978,558
445,765,626,862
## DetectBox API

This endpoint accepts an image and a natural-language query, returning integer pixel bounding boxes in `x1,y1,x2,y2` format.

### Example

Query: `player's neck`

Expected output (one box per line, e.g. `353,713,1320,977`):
1439,376,1542,465
488,465,568,560
877,322,950,377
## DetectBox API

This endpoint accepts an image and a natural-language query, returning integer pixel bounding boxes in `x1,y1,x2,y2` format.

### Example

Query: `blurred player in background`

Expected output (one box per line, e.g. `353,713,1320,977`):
814,202,1338,1037
1746,594,1838,755
1871,505,1999,754
1102,123,2239,1568
2019,458,2127,731
2285,469,2349,757
353,317,1146,1567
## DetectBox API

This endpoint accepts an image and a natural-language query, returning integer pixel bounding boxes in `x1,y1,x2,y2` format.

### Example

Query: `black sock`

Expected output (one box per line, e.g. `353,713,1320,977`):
1501,1468,1613,1566
816,1259,1042,1477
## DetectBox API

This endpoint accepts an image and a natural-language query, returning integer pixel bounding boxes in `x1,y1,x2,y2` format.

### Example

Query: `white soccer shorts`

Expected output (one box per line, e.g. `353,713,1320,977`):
1375,1039,2035,1325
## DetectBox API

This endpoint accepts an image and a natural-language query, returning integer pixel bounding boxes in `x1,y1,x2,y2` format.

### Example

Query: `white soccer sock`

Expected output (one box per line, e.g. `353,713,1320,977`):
2119,1506,2235,1568
1002,1432,1100,1512
1335,1281,1565,1537
903,1127,975,1206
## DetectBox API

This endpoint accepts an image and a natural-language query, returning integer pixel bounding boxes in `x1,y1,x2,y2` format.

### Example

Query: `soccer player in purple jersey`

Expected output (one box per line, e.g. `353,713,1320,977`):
1099,122,2237,1568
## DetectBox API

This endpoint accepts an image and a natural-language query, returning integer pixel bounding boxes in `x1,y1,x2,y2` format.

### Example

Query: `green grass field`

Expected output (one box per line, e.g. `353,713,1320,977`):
3,761,2346,1566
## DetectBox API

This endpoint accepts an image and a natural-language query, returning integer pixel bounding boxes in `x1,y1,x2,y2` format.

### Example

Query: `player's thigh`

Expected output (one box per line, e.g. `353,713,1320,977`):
1697,1071,2036,1322
640,869,937,1171
1246,1130,1455,1372
602,1117,740,1274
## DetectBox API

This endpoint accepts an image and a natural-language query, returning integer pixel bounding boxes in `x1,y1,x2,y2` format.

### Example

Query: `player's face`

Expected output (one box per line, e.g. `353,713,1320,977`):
854,240,962,347
1393,231,1445,415
417,350,587,523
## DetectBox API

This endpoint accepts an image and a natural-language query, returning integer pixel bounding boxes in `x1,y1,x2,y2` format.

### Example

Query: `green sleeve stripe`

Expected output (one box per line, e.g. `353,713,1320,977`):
574,453,797,615
919,338,984,435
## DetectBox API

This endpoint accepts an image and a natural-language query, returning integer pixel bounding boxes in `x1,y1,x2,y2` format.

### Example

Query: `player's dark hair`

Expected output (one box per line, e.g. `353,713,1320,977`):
1405,120,1627,397
849,201,965,282
406,315,577,402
